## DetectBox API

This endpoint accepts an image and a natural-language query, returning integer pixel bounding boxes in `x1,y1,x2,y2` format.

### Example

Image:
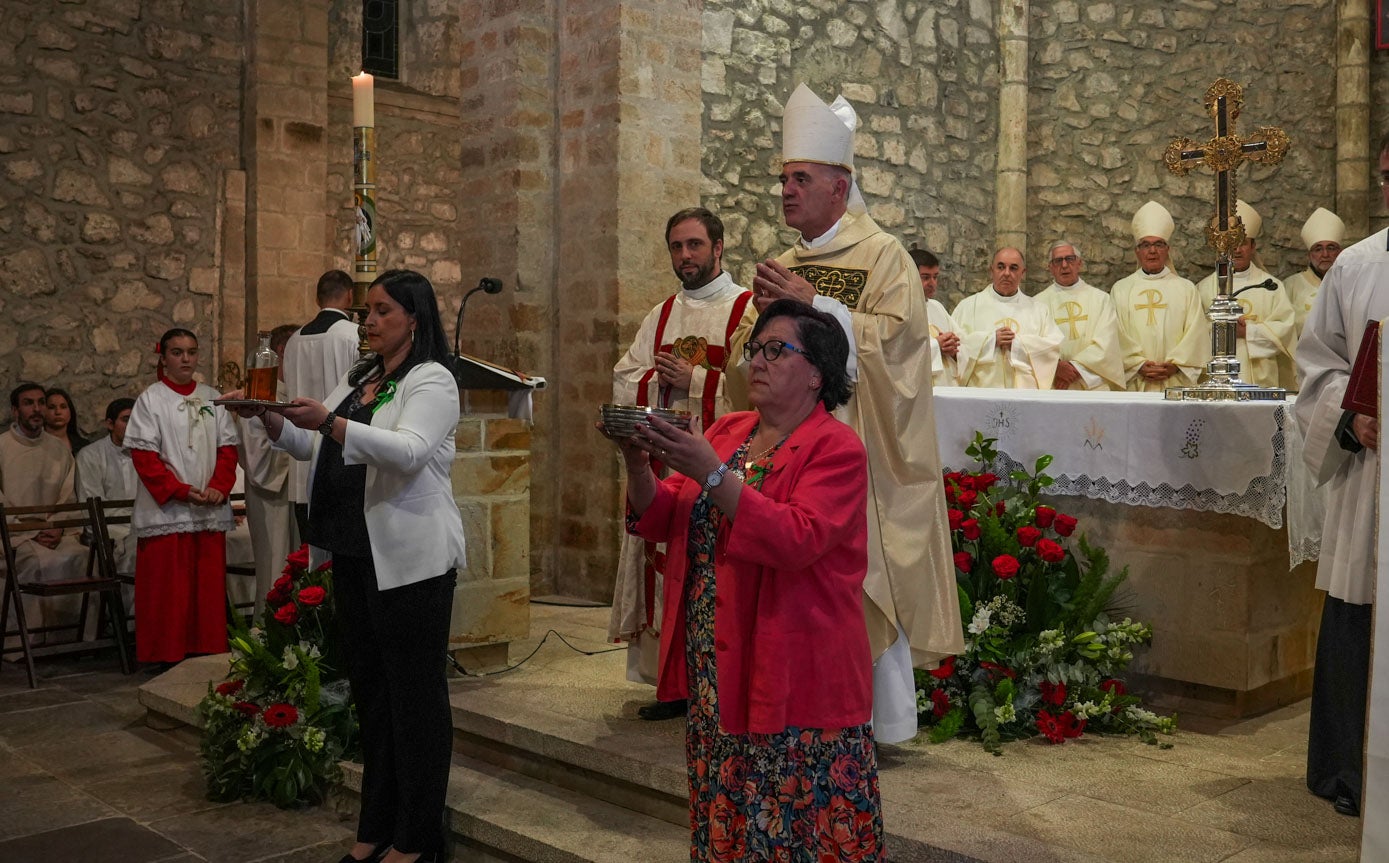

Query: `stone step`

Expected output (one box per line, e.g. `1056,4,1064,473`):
340,755,689,863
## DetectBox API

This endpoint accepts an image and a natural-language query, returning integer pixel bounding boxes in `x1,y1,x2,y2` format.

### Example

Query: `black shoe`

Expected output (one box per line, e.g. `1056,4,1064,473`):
1333,794,1360,817
338,842,390,863
637,699,687,721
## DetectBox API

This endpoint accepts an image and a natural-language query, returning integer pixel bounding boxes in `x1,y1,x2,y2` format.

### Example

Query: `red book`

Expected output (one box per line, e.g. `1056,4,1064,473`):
1341,319,1381,417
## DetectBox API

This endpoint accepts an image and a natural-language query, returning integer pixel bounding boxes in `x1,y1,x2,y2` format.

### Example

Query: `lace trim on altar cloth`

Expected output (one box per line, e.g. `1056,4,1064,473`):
944,406,1291,531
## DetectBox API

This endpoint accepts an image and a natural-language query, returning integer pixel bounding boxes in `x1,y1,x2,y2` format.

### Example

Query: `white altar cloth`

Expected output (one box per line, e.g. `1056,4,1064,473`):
932,389,1322,567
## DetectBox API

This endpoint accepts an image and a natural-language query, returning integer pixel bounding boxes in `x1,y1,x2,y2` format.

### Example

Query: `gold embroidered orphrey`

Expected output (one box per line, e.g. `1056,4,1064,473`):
670,335,712,370
1161,77,1289,401
789,264,868,311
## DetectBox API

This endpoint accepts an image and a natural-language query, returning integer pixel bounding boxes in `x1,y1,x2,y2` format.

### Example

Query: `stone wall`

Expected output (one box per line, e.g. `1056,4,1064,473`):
1373,46,1389,236
1027,0,1340,294
701,0,1001,310
0,0,243,424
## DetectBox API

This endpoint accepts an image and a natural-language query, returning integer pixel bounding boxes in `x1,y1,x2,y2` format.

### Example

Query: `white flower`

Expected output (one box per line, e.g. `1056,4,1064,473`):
282,646,299,670
994,702,1016,724
967,607,993,635
302,726,326,753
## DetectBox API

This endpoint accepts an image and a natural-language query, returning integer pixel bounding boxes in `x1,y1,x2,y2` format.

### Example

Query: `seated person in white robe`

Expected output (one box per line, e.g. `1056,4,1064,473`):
1035,241,1126,391
1195,200,1296,390
953,248,1063,389
910,248,969,388
75,397,139,575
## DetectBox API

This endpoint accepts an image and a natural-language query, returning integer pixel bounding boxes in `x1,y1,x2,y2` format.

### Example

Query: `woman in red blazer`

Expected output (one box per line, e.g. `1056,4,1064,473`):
608,299,882,862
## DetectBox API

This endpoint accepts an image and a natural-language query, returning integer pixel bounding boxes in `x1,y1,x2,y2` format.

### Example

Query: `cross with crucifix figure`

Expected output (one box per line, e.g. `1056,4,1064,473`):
1161,78,1290,401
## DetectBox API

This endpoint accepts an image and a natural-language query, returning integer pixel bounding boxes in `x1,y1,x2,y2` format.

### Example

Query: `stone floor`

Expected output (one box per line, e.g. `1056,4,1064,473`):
0,603,1367,862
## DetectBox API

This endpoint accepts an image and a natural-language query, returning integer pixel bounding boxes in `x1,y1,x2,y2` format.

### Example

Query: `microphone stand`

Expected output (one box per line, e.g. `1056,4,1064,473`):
453,277,504,358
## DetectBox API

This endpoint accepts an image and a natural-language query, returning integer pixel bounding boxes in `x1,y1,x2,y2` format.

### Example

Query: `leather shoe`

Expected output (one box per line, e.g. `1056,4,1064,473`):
1333,794,1360,817
637,699,687,721
338,842,390,863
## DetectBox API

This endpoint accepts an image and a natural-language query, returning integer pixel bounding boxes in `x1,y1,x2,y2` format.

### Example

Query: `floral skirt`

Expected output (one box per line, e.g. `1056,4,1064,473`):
684,473,884,863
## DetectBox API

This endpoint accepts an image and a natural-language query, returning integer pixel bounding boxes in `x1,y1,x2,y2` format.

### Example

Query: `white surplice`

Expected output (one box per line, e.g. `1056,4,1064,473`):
952,285,1063,389
282,309,360,505
76,434,140,574
1035,279,1127,391
1197,264,1297,390
925,297,969,388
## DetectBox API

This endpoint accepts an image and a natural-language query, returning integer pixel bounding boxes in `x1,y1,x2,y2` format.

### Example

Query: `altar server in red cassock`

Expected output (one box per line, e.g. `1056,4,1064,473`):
125,328,239,663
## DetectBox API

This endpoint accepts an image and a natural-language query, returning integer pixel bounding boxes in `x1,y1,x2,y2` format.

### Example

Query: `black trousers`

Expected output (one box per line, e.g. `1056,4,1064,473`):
334,554,457,855
1306,594,1372,809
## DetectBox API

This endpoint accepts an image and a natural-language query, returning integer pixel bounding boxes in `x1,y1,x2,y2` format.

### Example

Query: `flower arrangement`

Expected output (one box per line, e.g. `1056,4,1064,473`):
198,545,359,807
916,433,1177,753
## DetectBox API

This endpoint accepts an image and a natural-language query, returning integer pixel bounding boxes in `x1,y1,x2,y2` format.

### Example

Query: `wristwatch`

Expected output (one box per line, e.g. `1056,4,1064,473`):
701,463,729,495
318,411,337,436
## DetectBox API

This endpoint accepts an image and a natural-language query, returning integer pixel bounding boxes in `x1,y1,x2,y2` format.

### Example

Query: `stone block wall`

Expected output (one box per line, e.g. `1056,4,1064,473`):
0,0,243,417
1027,0,1340,294
700,0,1001,310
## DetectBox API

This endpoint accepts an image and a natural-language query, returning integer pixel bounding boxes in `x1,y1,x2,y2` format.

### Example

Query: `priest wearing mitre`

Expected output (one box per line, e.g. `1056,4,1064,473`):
952,247,1064,388
1111,201,1208,392
1195,200,1297,390
1285,207,1346,339
1034,241,1126,390
749,82,963,745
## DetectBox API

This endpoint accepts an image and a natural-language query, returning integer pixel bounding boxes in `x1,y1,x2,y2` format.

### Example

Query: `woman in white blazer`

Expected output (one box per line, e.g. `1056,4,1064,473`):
233,269,465,863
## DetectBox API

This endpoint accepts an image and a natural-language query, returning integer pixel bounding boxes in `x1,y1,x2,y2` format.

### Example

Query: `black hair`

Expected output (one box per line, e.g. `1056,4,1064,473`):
269,323,299,354
750,298,853,411
348,269,452,387
316,269,354,304
665,207,724,247
43,387,88,453
909,248,940,269
9,382,44,409
105,397,136,423
157,328,198,354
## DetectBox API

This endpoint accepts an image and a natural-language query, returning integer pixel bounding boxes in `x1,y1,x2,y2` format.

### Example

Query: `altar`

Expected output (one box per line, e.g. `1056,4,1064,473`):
933,388,1324,717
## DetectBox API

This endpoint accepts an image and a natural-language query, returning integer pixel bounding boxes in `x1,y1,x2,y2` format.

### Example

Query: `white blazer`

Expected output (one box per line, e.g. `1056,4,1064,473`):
274,360,467,590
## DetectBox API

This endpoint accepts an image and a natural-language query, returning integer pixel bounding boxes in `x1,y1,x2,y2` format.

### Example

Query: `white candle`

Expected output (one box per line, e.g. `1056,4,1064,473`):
352,72,374,127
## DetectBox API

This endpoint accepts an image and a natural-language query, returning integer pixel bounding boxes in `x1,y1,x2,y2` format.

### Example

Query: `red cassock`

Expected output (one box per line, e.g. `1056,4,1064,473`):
130,445,237,663
631,405,873,735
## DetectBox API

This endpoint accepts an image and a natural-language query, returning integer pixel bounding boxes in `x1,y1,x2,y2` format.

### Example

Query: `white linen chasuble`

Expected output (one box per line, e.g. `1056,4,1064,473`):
952,285,1064,389
1111,267,1208,392
1035,279,1127,391
1196,264,1297,390
925,297,970,388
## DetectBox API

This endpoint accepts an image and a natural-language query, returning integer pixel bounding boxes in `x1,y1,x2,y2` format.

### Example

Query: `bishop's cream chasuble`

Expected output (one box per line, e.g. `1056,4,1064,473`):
952,286,1064,389
1285,268,1322,338
1111,267,1208,392
1196,265,1296,390
775,210,964,668
1035,279,1127,391
925,297,969,388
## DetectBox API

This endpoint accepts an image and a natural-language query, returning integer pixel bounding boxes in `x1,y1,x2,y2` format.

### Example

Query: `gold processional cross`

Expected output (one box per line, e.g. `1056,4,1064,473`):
1162,78,1289,401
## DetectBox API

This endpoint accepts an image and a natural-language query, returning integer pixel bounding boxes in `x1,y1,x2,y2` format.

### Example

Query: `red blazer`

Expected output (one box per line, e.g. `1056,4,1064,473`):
632,404,871,735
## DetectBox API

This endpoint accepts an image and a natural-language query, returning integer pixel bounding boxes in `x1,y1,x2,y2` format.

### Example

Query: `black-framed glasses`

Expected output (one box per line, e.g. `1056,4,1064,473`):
1049,255,1078,265
743,339,809,362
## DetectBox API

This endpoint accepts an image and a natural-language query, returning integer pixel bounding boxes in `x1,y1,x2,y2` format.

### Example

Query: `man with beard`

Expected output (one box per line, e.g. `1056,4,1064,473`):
749,83,962,744
953,247,1064,389
1196,200,1296,390
608,207,757,720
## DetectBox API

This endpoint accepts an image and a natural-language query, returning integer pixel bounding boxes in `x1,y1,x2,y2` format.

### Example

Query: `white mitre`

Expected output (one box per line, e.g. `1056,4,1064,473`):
1132,200,1175,242
1236,199,1262,239
1300,207,1346,248
782,83,866,215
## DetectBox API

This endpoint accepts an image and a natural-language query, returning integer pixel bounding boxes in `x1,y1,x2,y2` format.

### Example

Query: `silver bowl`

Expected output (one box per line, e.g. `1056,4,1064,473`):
599,404,692,438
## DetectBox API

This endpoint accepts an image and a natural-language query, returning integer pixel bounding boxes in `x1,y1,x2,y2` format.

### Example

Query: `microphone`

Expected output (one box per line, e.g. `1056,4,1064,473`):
453,277,504,358
1231,278,1278,300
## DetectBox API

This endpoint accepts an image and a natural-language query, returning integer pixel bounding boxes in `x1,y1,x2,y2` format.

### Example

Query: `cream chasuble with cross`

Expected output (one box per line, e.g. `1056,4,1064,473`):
1284,268,1321,338
1111,267,1208,392
925,297,969,388
1035,279,1126,391
774,210,964,668
952,285,1063,389
1196,265,1296,390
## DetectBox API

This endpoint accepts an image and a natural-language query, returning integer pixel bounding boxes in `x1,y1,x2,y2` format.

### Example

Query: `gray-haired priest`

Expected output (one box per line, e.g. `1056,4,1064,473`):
1035,241,1126,391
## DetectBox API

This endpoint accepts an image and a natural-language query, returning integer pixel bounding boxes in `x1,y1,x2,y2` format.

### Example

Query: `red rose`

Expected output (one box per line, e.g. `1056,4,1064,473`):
215,679,244,697
1039,680,1067,706
709,794,748,861
233,701,260,717
314,559,333,572
948,509,964,531
962,519,981,541
1100,678,1127,697
975,471,998,489
1036,709,1065,744
929,655,956,679
953,551,974,572
958,475,976,491
1034,505,1056,528
995,500,1006,516
262,702,298,728
957,489,978,508
1058,711,1086,739
930,688,951,718
1016,525,1041,548
1036,538,1065,563
1053,513,1077,537
273,603,299,626
266,573,293,606
297,586,327,607
992,554,1020,579
285,544,310,570
944,484,957,504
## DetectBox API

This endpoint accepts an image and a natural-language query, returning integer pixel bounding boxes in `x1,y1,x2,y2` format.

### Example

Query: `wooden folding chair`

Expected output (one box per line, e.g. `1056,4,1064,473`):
0,499,133,688
225,492,257,622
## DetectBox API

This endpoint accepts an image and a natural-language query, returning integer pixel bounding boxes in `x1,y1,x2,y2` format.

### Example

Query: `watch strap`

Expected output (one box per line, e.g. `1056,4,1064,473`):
701,463,729,494
318,411,337,435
